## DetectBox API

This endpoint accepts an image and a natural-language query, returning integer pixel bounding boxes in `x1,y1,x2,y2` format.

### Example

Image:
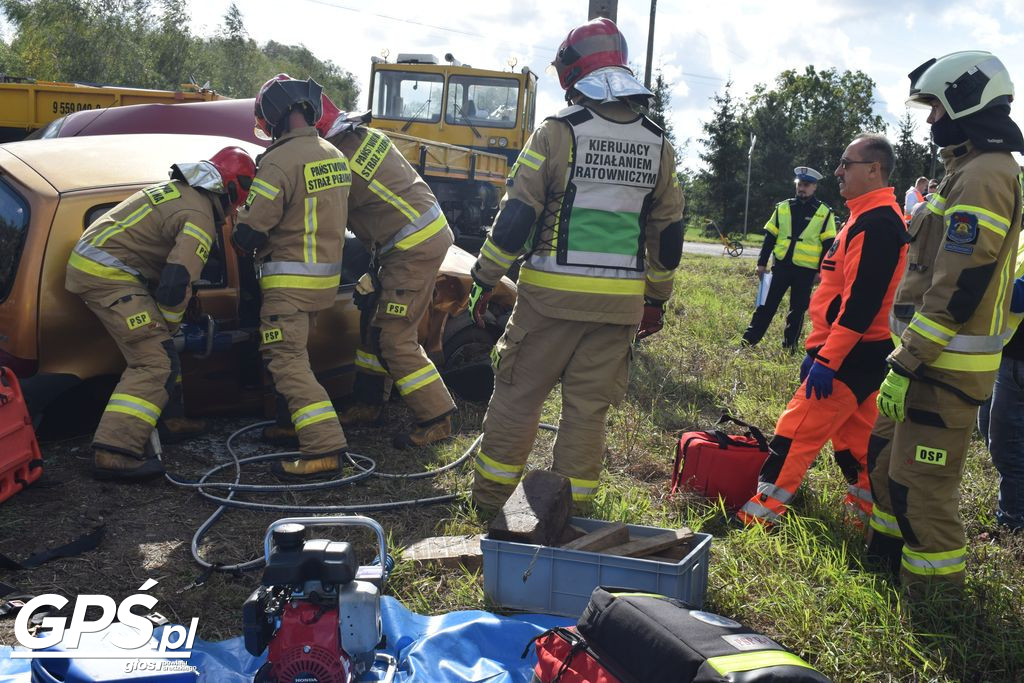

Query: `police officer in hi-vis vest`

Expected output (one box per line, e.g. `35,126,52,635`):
232,74,352,480
868,52,1024,596
67,147,256,481
467,18,685,512
742,167,837,350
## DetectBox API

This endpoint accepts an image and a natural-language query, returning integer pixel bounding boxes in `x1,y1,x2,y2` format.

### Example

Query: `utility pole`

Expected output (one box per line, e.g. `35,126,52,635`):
644,0,657,89
588,0,617,21
743,134,757,236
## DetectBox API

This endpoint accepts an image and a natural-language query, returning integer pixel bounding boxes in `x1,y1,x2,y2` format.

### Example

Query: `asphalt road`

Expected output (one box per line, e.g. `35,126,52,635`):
684,240,758,259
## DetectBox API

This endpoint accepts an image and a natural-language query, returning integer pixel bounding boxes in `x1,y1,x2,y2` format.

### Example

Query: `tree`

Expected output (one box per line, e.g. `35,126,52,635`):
737,66,885,220
646,69,676,147
891,111,938,194
697,82,745,230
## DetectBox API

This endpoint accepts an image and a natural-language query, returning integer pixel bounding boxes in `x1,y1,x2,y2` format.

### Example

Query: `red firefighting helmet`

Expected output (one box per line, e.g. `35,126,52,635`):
316,92,343,137
254,73,324,140
552,18,631,91
208,146,256,209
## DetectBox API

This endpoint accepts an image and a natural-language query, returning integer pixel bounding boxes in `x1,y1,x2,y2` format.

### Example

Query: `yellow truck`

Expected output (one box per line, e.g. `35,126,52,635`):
0,76,223,142
367,54,538,248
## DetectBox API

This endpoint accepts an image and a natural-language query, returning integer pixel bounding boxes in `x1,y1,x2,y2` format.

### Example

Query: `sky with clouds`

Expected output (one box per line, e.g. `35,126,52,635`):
191,0,1024,170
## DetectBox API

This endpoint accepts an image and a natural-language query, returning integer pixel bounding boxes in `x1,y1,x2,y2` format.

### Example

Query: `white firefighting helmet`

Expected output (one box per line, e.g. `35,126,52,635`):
907,51,1014,120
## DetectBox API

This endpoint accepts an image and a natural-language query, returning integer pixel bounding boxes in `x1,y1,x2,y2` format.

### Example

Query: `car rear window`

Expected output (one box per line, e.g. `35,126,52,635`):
0,179,30,302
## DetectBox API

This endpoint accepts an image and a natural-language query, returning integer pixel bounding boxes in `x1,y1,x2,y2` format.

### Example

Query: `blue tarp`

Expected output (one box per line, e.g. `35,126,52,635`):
0,597,572,682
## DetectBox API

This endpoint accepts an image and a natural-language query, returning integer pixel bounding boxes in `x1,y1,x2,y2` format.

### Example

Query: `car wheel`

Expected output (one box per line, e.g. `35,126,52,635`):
442,321,496,403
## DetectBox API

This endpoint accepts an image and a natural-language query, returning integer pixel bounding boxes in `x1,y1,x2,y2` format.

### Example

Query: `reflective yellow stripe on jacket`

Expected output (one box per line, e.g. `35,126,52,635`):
258,261,342,290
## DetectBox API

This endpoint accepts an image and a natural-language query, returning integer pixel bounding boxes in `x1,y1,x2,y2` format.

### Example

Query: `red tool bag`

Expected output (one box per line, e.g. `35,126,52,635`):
671,414,770,509
529,626,630,683
0,367,43,504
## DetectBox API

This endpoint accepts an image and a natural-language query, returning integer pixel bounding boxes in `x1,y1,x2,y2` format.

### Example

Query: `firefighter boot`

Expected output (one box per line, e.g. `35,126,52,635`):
393,412,453,449
92,448,166,482
338,402,383,426
157,416,208,444
270,451,344,481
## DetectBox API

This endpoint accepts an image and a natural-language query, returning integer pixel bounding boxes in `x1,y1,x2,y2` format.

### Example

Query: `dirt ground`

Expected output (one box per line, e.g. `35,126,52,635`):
0,400,490,644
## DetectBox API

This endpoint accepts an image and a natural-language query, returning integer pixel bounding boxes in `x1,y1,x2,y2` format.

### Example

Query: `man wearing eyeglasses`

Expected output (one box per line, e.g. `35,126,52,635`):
737,134,908,528
868,52,1024,597
741,166,837,350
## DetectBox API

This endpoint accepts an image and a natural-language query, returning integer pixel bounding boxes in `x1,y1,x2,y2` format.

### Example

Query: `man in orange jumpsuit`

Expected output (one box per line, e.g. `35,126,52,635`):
737,133,909,527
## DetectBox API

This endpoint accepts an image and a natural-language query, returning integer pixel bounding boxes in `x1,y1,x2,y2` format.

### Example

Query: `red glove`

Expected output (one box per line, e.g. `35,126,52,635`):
636,300,665,340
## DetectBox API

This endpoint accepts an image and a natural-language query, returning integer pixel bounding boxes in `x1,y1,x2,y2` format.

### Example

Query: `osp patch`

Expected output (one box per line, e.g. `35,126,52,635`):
944,211,978,255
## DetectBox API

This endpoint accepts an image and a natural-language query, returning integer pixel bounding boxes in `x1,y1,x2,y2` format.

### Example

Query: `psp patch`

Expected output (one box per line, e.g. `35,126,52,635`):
262,327,283,345
944,211,978,255
125,311,151,330
384,302,408,316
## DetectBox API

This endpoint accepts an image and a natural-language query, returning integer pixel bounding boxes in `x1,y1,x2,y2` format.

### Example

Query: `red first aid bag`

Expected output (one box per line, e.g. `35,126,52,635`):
530,626,629,683
671,414,769,509
0,367,43,504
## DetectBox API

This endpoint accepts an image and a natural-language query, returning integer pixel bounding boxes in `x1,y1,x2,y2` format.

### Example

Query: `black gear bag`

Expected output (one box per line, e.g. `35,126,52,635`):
567,587,832,682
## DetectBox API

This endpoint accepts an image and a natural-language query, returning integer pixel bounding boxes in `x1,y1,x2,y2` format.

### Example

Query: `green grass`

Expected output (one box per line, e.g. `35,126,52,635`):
395,254,1023,682
685,225,766,246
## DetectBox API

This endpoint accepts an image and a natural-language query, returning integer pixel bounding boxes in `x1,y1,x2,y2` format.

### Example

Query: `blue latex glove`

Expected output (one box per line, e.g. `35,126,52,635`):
1012,275,1024,313
877,368,911,422
804,361,835,400
799,353,814,383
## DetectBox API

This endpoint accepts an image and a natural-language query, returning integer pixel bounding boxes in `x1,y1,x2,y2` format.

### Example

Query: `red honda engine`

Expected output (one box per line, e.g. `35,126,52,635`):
262,601,351,683
245,517,391,683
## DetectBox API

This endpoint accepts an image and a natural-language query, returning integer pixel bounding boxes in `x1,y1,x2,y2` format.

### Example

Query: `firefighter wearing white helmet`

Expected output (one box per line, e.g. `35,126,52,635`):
467,18,685,512
232,74,353,479
67,146,257,481
867,51,1024,595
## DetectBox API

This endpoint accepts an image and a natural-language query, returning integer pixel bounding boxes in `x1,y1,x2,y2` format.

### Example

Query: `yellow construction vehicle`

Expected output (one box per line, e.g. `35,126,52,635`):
367,53,537,248
0,76,223,142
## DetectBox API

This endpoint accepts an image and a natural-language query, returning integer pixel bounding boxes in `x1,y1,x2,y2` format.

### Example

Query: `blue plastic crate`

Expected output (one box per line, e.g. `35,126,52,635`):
481,517,712,618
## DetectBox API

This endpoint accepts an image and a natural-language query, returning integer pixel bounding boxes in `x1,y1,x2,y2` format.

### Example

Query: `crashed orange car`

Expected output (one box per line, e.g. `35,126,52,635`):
0,133,515,429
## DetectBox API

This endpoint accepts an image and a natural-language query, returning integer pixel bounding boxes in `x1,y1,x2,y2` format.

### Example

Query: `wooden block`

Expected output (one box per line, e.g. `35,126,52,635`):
562,523,629,552
600,528,694,558
559,524,588,545
403,534,484,571
646,540,695,562
488,470,572,546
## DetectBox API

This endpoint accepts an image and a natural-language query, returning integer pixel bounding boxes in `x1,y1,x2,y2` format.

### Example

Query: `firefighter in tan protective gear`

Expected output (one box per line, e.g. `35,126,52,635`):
867,52,1024,595
320,97,456,448
232,74,352,479
66,146,257,481
468,18,685,512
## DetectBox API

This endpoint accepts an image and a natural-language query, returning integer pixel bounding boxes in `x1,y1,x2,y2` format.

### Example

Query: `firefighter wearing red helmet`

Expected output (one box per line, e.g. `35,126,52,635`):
305,100,457,448
232,74,353,479
66,146,257,481
468,18,685,512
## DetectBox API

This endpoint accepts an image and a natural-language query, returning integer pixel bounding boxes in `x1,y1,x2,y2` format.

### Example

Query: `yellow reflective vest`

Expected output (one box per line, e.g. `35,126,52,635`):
765,199,836,269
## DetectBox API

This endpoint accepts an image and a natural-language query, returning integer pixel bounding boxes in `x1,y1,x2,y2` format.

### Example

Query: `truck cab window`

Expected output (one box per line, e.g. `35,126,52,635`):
445,76,519,129
372,71,444,123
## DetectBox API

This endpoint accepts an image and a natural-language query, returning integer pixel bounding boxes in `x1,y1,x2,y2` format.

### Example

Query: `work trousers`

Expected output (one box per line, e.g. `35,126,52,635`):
978,356,1024,530
81,287,178,458
737,378,875,526
260,308,347,456
742,264,816,348
867,381,976,587
352,249,455,423
472,296,633,510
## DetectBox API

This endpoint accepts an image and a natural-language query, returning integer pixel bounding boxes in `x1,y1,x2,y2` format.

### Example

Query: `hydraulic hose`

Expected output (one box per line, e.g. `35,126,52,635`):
163,420,558,573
